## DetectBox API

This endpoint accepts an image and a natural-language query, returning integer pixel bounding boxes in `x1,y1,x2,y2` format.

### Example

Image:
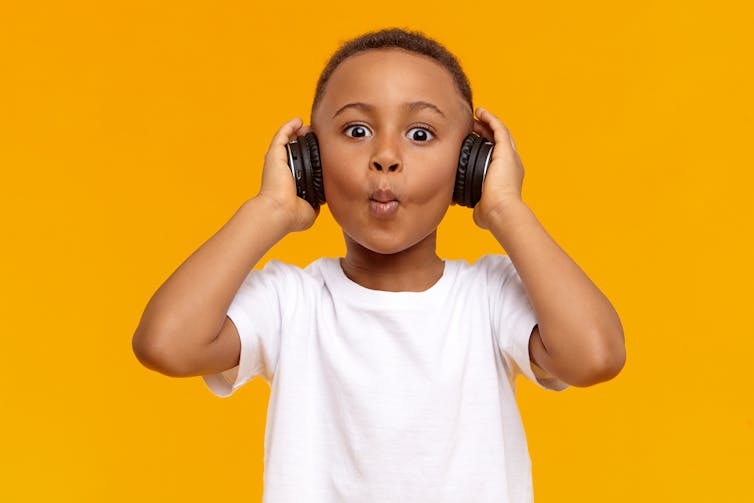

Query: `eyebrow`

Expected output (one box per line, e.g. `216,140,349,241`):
332,101,447,119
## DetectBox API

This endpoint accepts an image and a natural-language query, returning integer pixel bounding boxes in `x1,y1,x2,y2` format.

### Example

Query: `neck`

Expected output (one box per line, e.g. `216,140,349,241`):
340,231,445,292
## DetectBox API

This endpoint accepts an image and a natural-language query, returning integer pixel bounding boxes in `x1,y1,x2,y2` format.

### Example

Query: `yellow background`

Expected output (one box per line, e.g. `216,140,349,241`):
2,1,752,501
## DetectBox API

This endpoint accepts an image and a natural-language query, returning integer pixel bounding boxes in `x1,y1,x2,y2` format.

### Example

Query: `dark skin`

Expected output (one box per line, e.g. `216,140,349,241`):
260,48,625,387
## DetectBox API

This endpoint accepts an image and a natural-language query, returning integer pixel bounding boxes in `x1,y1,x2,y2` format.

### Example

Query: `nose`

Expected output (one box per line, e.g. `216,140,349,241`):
370,135,402,173
373,160,400,172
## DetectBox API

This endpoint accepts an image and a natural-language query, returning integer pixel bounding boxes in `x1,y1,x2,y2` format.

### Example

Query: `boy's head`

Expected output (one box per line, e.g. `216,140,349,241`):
309,28,476,256
310,28,474,127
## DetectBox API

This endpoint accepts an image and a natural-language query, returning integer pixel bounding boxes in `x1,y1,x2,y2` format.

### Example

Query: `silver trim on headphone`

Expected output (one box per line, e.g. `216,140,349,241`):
285,141,297,178
481,142,494,183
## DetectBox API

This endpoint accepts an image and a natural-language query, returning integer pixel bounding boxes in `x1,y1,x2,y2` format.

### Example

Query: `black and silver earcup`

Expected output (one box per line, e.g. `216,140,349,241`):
453,133,494,208
285,132,325,209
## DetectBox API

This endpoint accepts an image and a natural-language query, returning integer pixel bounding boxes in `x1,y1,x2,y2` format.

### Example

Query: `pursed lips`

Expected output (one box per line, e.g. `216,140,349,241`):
369,188,400,218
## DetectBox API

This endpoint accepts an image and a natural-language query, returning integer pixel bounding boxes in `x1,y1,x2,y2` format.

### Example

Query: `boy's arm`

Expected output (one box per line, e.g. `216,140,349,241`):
472,108,625,388
132,118,316,378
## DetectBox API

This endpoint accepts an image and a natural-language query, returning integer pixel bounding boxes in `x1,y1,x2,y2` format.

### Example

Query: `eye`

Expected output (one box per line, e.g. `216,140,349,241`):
406,127,434,142
344,124,372,138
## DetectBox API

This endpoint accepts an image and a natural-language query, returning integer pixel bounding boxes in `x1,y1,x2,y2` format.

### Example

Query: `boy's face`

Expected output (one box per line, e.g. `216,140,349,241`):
312,48,473,256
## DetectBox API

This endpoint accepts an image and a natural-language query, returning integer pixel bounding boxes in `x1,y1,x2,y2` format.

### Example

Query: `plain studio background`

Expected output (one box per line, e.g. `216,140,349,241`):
1,1,752,501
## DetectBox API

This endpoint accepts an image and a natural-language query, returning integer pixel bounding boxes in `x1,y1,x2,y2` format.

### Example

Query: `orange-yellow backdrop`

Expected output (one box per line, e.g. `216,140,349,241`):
2,1,752,501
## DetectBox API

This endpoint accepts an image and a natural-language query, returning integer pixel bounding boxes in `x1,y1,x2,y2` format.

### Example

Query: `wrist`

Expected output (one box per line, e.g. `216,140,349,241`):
487,196,528,222
244,194,298,235
483,198,535,250
474,194,526,229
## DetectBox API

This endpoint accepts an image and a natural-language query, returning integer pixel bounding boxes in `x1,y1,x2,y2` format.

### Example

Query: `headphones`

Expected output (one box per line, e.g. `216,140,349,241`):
285,132,494,210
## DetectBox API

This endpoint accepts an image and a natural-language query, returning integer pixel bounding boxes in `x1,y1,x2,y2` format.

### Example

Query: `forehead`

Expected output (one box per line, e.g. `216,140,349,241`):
317,48,467,118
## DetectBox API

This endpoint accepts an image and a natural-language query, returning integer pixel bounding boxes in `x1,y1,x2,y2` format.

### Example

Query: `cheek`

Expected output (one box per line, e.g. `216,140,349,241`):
321,143,351,182
319,138,360,183
323,159,360,195
410,153,459,202
321,156,366,218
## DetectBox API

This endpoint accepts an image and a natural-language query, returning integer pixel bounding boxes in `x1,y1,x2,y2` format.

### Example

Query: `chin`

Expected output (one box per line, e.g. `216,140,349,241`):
351,236,406,256
365,243,410,256
345,228,435,257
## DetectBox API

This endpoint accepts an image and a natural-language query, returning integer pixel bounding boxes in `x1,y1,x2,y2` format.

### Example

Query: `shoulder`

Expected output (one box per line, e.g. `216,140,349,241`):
445,254,530,310
449,254,517,281
239,258,328,293
302,257,336,282
472,253,515,270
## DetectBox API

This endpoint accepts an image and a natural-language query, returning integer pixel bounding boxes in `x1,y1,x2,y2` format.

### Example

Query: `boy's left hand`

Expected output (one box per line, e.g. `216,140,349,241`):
471,107,525,230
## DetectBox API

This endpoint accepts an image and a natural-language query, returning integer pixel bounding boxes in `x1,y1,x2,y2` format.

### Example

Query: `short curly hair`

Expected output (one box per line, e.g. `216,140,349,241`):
310,28,473,122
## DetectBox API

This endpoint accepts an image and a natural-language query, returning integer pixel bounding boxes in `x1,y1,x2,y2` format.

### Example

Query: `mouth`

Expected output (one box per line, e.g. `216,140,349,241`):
369,189,400,218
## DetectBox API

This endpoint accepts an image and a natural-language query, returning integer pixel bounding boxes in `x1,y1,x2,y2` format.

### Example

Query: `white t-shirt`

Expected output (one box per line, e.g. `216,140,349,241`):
203,254,568,503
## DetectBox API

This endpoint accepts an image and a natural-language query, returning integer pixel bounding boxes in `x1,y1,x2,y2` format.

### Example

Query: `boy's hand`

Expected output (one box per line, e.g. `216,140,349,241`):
471,107,525,230
257,117,319,232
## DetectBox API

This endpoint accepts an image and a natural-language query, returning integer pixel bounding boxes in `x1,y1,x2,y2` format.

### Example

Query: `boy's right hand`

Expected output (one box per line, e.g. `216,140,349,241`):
256,117,319,232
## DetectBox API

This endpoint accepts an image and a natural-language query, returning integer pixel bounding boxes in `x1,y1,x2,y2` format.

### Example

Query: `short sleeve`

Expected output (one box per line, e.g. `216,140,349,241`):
480,254,569,392
201,260,294,398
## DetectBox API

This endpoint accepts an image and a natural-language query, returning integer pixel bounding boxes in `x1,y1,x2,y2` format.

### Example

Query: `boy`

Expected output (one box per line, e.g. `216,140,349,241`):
133,28,625,502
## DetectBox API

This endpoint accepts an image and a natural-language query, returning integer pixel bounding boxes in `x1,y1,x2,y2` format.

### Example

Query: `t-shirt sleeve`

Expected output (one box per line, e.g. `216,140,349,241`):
201,259,293,398
480,254,569,392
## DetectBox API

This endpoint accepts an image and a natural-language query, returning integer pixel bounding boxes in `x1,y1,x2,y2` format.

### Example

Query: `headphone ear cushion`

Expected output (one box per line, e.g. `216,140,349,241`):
304,132,325,207
454,133,494,208
454,135,477,207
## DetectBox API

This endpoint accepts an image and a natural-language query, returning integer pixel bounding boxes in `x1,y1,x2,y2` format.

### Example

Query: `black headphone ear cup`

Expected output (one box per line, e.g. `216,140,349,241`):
454,133,494,208
304,132,325,207
286,138,307,203
454,135,477,207
286,132,324,210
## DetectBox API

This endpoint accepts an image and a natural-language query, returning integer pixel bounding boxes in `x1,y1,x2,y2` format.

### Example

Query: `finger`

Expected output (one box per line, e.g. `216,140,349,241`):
296,124,313,136
472,119,494,141
476,107,516,152
268,117,303,152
